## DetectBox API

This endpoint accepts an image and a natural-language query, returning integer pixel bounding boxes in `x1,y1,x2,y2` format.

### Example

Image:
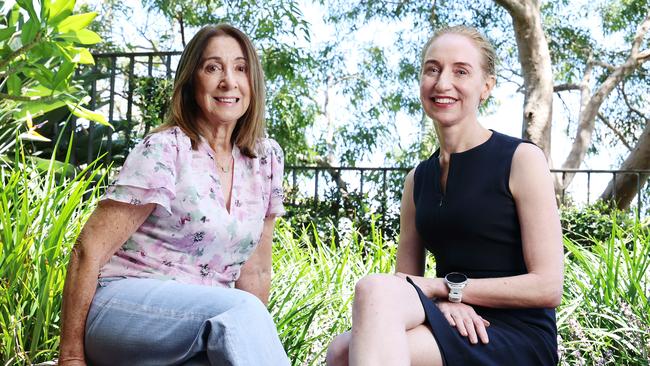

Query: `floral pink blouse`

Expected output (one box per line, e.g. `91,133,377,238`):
99,126,285,287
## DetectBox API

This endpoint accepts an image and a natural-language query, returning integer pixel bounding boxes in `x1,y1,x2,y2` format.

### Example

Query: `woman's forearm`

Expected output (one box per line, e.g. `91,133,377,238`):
59,248,101,361
235,269,271,304
415,271,562,309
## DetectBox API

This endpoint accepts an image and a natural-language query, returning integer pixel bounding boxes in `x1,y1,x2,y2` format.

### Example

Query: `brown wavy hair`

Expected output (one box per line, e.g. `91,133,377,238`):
155,24,265,158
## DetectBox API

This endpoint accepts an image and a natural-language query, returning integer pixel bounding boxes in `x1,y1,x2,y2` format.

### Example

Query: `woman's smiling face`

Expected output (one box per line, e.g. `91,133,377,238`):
419,33,495,128
194,35,251,128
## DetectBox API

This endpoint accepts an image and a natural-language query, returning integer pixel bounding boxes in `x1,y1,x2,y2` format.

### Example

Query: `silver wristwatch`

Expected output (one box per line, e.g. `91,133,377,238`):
444,272,468,303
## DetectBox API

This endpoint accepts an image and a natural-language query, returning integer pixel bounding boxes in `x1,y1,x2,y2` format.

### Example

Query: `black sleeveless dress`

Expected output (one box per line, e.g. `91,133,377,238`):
409,131,558,365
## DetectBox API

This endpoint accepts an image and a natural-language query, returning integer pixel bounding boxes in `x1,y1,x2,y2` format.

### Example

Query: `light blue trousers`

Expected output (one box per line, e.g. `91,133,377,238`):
84,277,290,366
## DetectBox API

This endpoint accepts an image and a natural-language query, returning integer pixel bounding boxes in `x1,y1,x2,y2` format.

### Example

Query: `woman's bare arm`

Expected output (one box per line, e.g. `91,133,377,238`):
58,200,154,365
235,216,276,305
395,169,427,276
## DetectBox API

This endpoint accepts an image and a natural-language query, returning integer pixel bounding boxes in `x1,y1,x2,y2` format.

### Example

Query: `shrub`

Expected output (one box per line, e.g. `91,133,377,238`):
561,201,636,247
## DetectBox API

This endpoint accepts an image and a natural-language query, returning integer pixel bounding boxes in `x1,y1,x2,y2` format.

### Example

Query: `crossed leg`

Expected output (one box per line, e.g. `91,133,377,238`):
326,274,443,366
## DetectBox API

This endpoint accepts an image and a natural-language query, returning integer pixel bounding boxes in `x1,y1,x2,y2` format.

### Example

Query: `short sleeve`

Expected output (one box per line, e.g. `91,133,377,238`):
102,129,182,217
264,139,286,217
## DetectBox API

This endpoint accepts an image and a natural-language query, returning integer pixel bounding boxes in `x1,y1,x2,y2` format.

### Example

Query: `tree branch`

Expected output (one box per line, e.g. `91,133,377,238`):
636,49,650,62
493,0,526,16
597,112,632,151
561,12,650,174
0,31,42,71
0,92,57,103
553,83,580,92
630,10,650,59
620,81,649,121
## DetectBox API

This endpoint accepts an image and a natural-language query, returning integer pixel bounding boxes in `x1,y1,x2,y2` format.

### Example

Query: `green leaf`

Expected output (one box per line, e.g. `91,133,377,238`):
0,28,16,43
15,0,39,22
57,29,102,45
53,42,73,61
8,4,22,27
23,84,55,97
52,61,75,90
21,65,54,88
20,18,39,45
56,12,97,33
65,101,111,127
15,99,67,120
7,74,22,96
48,0,76,26
71,47,94,64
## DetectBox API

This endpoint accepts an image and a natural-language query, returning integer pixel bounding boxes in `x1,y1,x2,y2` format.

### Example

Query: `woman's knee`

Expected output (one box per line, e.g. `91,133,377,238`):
326,332,351,366
353,273,396,308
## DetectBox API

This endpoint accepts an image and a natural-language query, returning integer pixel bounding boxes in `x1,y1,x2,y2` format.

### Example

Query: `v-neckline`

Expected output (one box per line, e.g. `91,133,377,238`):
433,130,495,198
201,141,238,217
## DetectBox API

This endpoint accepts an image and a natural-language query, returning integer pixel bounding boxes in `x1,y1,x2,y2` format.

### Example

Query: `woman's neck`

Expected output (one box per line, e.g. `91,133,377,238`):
200,120,235,153
435,122,491,162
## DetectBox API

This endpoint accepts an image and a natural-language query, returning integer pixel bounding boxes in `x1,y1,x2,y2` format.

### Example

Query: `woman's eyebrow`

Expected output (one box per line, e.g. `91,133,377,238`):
423,60,474,69
201,56,247,63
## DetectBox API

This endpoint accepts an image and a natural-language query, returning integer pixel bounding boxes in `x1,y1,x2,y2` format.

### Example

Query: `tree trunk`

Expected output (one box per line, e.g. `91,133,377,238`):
600,119,650,210
493,0,554,158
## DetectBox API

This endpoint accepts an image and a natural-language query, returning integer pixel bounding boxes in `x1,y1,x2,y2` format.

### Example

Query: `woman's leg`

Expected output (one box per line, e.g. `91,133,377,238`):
327,326,442,366
327,274,443,366
84,278,289,366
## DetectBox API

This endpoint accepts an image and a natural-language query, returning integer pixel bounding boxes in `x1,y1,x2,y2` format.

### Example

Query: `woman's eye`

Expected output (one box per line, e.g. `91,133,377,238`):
456,69,468,75
236,65,247,72
426,67,440,74
206,64,221,73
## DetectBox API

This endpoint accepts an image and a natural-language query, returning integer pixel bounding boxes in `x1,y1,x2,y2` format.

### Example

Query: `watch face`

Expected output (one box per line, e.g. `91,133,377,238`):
446,272,467,284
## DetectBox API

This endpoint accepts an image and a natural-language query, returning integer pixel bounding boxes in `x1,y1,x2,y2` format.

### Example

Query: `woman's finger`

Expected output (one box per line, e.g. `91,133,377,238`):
482,318,490,327
464,317,478,344
451,313,468,337
442,310,456,327
474,317,490,344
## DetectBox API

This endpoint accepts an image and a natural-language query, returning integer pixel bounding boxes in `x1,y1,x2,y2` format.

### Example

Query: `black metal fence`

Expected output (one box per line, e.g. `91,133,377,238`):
283,166,650,233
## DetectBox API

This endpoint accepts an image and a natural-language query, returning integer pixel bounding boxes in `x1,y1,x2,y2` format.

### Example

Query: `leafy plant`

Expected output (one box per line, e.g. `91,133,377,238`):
0,141,106,365
561,201,636,247
558,216,650,365
0,0,108,152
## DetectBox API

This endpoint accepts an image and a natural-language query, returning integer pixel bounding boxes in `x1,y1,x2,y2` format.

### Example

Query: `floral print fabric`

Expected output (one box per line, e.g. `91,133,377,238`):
99,127,285,287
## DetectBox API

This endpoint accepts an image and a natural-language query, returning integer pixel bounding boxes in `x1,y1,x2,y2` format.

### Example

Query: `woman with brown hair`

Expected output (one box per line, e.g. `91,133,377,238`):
58,24,289,366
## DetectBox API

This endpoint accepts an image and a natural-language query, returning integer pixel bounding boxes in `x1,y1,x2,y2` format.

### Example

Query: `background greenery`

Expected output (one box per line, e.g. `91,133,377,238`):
1,149,649,365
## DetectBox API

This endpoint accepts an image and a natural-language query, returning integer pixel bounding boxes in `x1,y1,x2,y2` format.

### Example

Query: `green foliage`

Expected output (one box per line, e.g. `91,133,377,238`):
561,201,636,247
0,142,106,365
1,165,649,364
0,0,107,154
559,219,650,364
270,220,398,364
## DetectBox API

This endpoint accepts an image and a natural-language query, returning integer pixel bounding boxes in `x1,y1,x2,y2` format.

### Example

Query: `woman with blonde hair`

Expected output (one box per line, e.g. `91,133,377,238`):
58,24,289,366
327,25,563,366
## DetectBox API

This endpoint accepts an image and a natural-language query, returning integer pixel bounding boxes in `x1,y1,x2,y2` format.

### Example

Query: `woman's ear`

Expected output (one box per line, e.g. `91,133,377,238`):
481,75,496,103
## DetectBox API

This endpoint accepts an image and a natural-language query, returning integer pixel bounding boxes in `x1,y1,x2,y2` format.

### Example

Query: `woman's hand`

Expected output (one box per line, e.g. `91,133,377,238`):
436,300,490,344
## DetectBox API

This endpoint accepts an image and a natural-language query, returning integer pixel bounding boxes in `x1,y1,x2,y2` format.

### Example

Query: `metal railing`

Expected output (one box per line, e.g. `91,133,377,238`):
284,166,650,233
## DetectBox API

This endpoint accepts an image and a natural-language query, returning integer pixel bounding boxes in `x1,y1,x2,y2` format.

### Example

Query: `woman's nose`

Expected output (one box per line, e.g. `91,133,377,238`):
219,69,235,89
435,70,453,91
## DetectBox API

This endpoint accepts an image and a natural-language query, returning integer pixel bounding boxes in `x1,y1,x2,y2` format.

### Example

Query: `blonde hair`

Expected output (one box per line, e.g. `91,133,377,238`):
156,24,265,158
420,25,497,80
